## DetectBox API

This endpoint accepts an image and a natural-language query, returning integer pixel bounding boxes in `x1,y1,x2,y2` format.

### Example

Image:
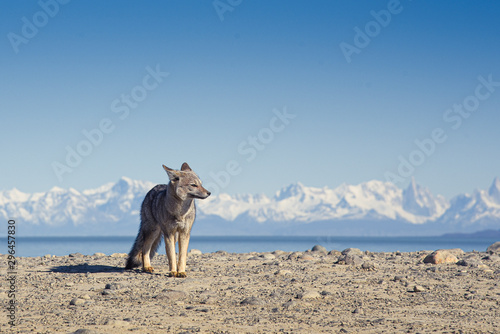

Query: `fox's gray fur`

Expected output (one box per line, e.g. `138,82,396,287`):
125,162,211,277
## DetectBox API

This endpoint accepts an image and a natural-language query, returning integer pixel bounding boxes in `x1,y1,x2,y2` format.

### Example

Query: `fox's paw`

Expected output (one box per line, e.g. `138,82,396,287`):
143,266,154,273
176,272,187,278
168,271,178,277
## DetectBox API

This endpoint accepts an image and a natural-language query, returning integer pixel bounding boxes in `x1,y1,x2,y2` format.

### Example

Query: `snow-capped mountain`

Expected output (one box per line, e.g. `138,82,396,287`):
436,177,500,232
402,177,448,218
0,177,498,236
0,177,154,235
197,179,448,224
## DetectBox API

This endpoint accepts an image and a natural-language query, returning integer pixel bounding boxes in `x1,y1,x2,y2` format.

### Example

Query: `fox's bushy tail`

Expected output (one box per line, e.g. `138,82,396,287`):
125,231,143,269
125,227,163,269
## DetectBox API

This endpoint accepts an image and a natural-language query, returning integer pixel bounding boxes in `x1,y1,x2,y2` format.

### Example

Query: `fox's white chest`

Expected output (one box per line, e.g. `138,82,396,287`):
175,219,189,230
173,211,194,231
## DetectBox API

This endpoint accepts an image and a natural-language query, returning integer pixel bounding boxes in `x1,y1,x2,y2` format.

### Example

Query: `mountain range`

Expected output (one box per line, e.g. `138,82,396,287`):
1,177,499,236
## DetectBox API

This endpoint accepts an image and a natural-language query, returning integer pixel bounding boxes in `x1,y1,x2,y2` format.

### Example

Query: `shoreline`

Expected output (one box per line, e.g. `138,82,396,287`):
1,245,499,333
5,234,500,258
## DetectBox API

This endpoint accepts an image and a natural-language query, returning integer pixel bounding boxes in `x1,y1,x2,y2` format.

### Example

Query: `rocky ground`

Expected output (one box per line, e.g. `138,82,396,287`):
1,243,499,333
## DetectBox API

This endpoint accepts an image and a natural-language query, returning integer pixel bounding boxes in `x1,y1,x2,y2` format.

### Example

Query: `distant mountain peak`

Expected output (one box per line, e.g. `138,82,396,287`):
0,188,29,204
402,178,448,218
488,177,500,203
49,186,66,193
275,182,307,200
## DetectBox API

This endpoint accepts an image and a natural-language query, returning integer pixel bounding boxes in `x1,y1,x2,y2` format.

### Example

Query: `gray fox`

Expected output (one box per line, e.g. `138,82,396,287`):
125,163,211,277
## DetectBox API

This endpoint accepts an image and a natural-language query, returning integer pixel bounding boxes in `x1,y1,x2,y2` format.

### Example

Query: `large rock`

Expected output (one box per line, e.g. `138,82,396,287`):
337,254,364,266
487,241,500,254
311,245,328,254
457,255,486,268
337,248,365,265
423,249,461,264
342,248,363,256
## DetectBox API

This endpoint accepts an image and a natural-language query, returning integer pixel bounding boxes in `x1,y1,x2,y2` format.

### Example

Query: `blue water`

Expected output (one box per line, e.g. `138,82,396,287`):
5,235,499,257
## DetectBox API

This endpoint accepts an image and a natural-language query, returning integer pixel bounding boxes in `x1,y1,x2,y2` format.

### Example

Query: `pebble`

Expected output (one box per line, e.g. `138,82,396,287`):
110,253,127,258
326,250,339,257
274,269,292,276
486,241,500,254
104,319,130,327
240,296,266,306
282,300,297,309
272,250,287,256
352,308,364,315
483,254,500,262
105,283,122,290
260,253,276,260
457,256,485,268
300,254,315,261
298,290,321,300
73,329,100,334
413,285,426,293
287,252,303,260
361,262,376,271
70,298,86,306
338,254,364,266
155,290,188,300
342,248,363,256
189,249,203,255
311,245,328,254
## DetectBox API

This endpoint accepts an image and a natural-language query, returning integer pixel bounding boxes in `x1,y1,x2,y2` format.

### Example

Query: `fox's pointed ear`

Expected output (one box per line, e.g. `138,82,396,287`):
181,162,192,172
163,165,180,182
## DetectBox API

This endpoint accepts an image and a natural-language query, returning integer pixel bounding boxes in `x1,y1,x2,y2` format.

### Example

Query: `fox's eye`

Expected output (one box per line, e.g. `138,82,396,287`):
190,184,198,188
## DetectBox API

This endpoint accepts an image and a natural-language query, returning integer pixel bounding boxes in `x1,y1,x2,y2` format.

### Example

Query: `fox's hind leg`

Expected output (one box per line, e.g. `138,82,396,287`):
142,227,161,273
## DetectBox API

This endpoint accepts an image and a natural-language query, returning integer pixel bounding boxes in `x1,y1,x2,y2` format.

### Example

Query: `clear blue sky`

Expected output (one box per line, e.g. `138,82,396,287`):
2,0,500,199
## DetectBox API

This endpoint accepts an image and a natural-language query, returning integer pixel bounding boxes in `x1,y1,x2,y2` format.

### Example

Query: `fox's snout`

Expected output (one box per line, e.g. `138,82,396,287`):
195,188,211,199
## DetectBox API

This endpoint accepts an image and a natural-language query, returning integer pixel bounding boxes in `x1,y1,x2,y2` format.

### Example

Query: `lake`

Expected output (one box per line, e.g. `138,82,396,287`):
6,235,498,257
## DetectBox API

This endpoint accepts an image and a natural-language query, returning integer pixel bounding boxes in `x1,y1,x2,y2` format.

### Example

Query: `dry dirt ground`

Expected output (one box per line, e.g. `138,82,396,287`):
1,246,499,333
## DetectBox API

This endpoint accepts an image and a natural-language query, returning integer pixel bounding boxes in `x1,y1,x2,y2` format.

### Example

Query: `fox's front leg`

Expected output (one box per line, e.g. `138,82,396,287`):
164,233,177,277
176,231,190,278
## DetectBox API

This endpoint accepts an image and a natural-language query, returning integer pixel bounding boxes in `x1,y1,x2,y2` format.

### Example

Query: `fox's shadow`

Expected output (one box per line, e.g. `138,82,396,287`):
50,264,124,273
